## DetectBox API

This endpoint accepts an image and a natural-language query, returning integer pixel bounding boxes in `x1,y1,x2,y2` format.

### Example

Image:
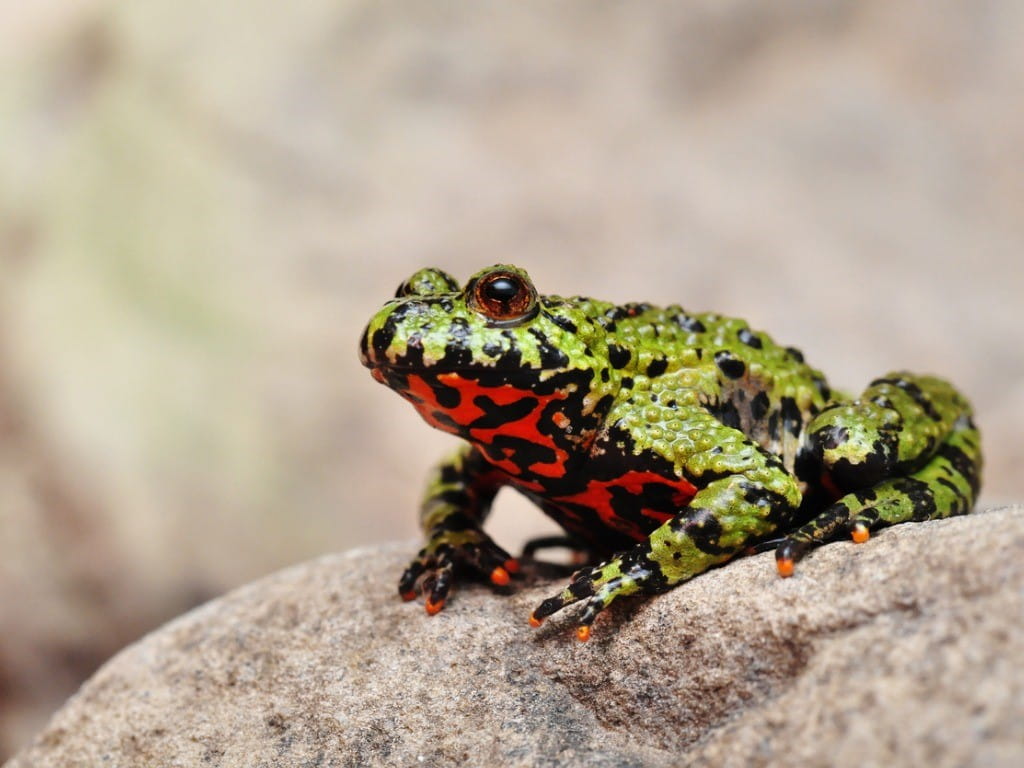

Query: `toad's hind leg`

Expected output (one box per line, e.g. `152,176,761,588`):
776,373,982,573
531,459,803,640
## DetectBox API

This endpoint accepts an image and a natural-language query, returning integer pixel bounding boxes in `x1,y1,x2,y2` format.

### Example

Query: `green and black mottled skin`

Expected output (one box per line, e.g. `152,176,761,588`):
359,265,982,640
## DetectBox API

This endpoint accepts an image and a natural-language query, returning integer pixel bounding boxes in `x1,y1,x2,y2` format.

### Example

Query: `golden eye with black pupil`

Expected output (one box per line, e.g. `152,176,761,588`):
469,270,537,325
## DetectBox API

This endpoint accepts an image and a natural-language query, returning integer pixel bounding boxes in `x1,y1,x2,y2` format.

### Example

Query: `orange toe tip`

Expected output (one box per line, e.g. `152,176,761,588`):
576,625,592,642
400,590,417,602
424,598,445,615
776,557,794,578
529,613,543,629
851,525,870,544
504,558,521,574
490,566,510,586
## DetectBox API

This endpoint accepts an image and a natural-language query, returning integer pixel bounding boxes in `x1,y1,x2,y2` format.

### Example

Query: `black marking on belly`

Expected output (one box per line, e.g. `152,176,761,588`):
468,394,540,429
480,436,558,473
431,378,462,409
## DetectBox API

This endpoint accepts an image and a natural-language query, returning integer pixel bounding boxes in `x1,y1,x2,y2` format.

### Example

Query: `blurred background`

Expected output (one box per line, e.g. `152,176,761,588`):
1,0,1022,758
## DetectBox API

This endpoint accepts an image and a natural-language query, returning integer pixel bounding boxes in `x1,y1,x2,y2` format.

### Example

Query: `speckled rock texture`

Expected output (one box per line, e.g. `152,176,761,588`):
7,506,1023,768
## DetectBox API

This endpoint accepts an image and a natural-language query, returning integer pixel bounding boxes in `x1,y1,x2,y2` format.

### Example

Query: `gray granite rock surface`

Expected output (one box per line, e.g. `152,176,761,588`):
7,506,1023,768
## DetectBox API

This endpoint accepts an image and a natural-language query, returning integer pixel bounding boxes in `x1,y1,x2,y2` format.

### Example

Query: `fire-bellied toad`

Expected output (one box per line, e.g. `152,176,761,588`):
359,265,982,641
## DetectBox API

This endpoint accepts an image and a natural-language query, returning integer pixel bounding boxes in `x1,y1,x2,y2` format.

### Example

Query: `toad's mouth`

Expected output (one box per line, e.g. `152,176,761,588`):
360,351,563,380
367,364,549,394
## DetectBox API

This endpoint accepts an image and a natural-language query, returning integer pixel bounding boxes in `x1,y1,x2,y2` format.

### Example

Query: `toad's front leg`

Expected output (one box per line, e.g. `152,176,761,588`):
399,444,518,614
530,460,802,641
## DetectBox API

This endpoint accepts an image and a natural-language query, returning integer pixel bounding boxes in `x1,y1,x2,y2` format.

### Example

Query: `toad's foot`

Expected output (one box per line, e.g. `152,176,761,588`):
528,550,656,642
776,402,981,577
398,530,519,615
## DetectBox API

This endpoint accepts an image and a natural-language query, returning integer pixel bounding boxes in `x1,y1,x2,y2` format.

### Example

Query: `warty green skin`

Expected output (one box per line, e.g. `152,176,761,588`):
359,265,983,638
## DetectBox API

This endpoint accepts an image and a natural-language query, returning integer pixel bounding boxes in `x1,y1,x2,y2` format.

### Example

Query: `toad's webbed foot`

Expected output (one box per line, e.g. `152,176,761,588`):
398,530,519,615
528,536,688,643
528,550,655,642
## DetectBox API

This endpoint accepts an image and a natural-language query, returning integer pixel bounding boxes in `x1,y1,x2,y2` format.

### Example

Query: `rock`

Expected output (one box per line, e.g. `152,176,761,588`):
6,506,1023,768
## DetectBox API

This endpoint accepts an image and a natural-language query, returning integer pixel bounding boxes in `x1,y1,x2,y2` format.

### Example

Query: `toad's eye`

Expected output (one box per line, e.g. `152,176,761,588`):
469,270,538,325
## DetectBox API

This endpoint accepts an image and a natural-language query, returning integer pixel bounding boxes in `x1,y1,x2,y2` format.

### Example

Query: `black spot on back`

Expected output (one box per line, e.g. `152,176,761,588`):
528,327,570,368
546,312,578,334
738,328,763,349
674,314,706,334
872,376,942,421
608,344,632,370
819,425,849,449
714,351,746,380
646,358,668,377
438,318,473,367
498,330,523,367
